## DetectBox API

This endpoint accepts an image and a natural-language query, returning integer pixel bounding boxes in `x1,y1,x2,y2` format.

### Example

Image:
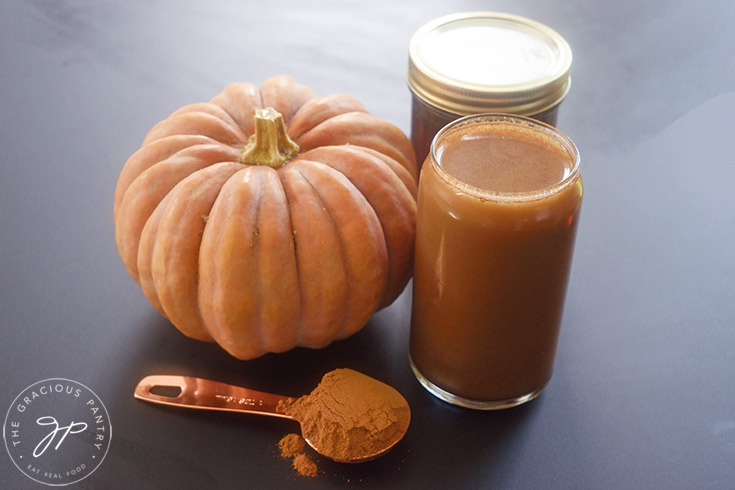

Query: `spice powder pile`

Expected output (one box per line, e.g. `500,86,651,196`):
278,432,305,458
278,368,411,463
278,432,318,477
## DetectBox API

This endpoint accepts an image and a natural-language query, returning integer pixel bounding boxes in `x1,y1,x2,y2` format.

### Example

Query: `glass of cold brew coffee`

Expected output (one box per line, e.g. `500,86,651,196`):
410,114,583,410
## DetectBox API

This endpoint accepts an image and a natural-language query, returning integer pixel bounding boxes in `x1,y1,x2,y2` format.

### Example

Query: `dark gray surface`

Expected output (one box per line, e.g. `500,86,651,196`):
2,1,734,488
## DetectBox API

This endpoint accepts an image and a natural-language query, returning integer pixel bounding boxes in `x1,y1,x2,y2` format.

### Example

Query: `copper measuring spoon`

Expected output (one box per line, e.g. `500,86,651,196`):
134,375,408,463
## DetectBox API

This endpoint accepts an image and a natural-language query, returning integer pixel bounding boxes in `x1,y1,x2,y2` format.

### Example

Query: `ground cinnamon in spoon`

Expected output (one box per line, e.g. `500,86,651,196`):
278,368,411,463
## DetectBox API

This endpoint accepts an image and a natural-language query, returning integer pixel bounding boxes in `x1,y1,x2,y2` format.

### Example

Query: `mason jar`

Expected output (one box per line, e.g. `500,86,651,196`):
407,12,573,165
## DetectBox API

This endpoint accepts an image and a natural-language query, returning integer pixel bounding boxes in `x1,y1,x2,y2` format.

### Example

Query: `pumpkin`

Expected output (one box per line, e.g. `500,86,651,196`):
114,75,418,360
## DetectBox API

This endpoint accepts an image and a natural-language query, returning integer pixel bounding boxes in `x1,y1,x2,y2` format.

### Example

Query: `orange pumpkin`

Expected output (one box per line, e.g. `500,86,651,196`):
114,75,418,360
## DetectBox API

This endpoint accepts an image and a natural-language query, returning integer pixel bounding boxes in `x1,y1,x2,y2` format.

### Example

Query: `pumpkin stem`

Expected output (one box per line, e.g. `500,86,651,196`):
240,107,299,168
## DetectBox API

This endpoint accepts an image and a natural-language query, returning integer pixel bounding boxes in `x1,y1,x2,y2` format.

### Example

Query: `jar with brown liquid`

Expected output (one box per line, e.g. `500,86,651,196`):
410,114,583,409
407,12,573,165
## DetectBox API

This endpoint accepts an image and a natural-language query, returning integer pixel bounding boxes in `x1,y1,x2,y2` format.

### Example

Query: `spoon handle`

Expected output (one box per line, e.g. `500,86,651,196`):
134,375,296,420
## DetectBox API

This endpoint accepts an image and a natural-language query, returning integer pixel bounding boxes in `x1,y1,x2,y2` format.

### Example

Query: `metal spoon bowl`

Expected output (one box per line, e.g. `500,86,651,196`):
134,375,409,463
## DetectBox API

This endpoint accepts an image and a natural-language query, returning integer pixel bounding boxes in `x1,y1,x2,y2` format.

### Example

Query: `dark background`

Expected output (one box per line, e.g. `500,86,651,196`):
2,0,734,488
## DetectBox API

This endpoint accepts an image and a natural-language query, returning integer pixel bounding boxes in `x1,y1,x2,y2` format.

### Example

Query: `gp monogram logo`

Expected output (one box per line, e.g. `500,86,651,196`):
3,379,112,486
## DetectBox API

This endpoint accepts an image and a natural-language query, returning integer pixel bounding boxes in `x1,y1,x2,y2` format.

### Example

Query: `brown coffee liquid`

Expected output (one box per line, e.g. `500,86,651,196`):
438,125,570,192
410,118,582,403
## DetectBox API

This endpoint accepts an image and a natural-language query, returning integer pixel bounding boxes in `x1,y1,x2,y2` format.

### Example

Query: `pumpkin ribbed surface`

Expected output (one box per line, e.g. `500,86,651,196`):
114,76,417,359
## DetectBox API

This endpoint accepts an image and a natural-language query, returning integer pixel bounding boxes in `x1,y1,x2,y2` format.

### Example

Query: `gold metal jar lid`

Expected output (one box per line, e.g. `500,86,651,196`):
408,12,572,116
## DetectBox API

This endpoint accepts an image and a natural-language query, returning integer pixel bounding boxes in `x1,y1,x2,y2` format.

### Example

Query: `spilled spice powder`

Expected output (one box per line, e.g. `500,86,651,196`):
278,368,411,463
278,433,305,459
278,433,317,477
292,453,318,478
